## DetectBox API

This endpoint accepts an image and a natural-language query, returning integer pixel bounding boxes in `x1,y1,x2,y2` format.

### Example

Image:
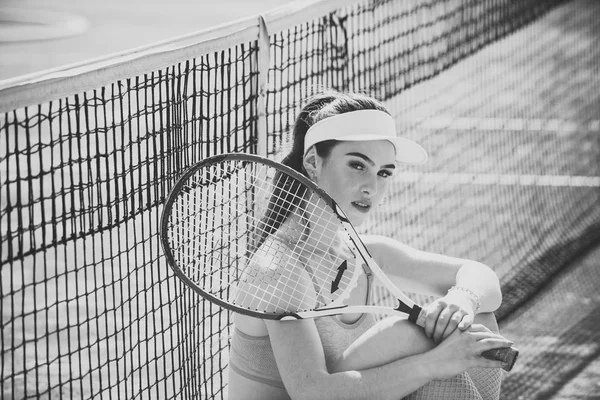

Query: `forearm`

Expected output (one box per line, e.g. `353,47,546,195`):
269,319,437,400
454,262,502,313
288,353,435,400
362,234,503,313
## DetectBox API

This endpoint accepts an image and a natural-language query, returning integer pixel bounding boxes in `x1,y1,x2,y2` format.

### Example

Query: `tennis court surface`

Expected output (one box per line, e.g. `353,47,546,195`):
1,0,599,398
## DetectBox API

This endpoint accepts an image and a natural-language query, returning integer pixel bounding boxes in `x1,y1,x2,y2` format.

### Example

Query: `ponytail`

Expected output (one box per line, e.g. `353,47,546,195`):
255,90,389,250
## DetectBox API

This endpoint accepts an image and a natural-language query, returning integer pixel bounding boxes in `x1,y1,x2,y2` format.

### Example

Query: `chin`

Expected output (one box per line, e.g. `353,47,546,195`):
347,213,367,227
338,204,368,227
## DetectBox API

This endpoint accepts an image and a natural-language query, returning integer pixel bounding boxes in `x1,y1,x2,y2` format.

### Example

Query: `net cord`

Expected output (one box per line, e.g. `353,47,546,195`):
0,0,351,113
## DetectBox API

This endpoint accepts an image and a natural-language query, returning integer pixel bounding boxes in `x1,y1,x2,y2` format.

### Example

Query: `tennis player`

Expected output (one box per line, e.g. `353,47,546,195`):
228,91,512,400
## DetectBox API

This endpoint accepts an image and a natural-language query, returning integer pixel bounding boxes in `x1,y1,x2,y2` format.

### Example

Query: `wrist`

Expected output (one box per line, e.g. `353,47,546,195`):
448,286,481,314
413,352,441,381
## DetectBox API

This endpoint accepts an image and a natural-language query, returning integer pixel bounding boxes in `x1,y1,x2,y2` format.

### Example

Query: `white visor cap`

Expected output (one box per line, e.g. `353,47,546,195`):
303,110,428,165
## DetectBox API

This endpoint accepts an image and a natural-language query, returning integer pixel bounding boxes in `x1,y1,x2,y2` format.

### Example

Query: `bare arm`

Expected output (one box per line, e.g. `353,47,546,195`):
266,317,509,400
361,234,502,341
266,318,433,400
361,234,502,312
254,254,434,399
247,239,508,399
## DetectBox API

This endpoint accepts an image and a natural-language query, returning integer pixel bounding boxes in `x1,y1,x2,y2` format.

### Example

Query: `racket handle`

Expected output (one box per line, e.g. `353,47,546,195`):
411,305,427,326
482,347,519,372
412,305,519,372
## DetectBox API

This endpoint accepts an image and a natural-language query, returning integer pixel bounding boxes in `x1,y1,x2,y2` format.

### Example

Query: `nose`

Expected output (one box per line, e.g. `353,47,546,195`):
360,176,378,197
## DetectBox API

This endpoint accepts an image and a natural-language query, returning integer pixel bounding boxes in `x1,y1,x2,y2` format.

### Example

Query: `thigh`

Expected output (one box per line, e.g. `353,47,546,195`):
330,316,435,373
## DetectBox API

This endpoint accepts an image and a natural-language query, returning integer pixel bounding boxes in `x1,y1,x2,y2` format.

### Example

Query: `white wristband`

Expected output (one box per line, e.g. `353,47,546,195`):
448,286,481,313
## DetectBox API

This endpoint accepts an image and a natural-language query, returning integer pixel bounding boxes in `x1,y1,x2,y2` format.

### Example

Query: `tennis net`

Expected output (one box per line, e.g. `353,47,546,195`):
1,0,599,399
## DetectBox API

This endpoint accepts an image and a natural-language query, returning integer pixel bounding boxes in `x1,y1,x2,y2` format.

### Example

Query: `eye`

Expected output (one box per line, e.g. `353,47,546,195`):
378,169,393,178
349,161,365,171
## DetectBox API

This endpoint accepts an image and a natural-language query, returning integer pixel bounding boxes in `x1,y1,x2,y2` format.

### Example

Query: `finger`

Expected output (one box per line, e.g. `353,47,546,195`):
433,308,454,343
424,304,443,338
477,337,515,352
467,331,509,344
468,329,512,342
442,312,464,340
464,323,492,333
458,313,474,331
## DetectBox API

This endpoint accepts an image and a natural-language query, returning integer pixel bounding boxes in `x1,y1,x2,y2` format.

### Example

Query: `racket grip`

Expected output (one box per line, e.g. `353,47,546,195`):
412,306,519,372
481,347,519,372
413,306,427,327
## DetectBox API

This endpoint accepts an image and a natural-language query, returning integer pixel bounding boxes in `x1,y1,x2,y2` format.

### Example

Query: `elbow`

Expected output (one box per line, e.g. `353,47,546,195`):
285,370,331,400
287,370,360,400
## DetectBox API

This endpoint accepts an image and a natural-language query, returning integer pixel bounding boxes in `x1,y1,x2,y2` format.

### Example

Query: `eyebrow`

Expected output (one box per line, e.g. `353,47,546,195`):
346,152,396,169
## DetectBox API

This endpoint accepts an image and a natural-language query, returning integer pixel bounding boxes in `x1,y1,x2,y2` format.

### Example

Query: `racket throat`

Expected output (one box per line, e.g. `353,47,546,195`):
395,302,423,324
330,260,348,293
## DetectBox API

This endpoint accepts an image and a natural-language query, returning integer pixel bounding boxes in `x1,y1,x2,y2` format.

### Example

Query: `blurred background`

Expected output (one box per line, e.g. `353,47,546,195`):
1,1,599,399
0,0,293,80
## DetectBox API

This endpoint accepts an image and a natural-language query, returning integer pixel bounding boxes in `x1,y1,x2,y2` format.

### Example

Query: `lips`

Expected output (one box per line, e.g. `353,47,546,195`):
351,200,372,213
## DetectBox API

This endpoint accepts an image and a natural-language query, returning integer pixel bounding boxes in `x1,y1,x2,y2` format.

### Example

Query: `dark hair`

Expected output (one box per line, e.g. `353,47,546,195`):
281,90,391,176
255,91,390,250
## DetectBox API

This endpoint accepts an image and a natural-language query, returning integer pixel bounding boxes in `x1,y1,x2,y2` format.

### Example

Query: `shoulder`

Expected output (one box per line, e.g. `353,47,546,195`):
235,241,318,315
360,234,417,262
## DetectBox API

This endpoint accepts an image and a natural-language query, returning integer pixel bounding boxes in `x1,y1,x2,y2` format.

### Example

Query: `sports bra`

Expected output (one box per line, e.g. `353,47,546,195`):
229,274,376,389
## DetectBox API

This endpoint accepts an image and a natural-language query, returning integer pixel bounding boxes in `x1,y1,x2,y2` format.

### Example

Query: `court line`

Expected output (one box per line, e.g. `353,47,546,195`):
397,172,600,188
397,116,600,132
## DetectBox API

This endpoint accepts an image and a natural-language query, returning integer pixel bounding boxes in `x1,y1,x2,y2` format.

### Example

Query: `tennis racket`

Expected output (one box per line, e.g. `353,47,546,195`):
160,152,518,371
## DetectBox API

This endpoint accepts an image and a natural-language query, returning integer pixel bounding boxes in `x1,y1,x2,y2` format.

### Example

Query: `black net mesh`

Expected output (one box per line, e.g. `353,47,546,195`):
1,0,599,399
1,48,259,399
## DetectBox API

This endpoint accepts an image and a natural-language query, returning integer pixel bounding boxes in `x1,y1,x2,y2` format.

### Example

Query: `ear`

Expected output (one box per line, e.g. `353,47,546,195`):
302,146,321,182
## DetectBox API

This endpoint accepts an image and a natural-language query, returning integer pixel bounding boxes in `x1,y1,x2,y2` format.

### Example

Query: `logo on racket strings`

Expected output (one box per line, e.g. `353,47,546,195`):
330,260,348,293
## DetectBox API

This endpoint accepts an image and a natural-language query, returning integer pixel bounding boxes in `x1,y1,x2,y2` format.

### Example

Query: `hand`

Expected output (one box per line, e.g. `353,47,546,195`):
424,324,513,379
422,291,478,344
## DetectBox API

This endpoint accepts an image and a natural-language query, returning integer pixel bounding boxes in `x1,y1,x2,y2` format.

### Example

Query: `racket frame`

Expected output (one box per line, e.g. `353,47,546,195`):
160,153,517,371
160,153,422,322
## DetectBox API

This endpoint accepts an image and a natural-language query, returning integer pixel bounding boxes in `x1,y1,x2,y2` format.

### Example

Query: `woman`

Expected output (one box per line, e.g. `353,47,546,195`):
228,91,512,400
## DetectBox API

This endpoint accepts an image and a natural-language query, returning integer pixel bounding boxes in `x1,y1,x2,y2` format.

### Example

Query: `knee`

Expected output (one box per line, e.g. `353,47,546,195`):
473,312,499,333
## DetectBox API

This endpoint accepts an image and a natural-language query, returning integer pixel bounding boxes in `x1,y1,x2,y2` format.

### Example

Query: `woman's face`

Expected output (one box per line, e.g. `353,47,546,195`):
315,140,397,226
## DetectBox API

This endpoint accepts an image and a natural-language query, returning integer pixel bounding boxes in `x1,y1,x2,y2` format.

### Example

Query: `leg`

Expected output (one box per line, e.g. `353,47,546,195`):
330,313,503,400
330,313,501,373
330,316,482,400
473,312,499,333
409,312,504,400
466,313,503,400
405,372,483,400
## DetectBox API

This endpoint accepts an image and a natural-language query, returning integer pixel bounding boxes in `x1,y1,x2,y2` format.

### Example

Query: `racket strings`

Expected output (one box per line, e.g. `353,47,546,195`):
248,169,359,311
174,165,251,291
237,236,353,312
240,163,355,311
167,159,360,315
229,163,314,312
